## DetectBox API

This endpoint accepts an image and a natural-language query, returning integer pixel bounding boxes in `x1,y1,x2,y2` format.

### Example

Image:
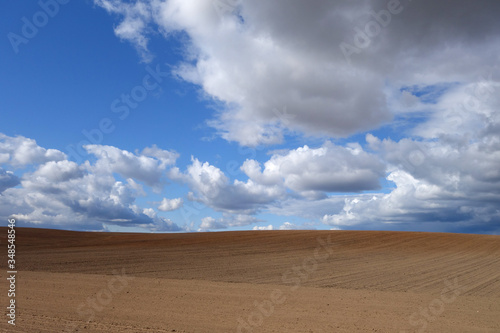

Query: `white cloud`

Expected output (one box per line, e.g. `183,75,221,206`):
95,0,153,62
95,0,500,146
177,142,382,214
322,170,472,229
324,120,500,233
158,197,183,211
278,222,298,230
253,224,273,231
242,142,385,199
271,76,499,233
199,214,261,231
175,157,285,213
412,80,500,141
141,144,179,168
32,160,85,182
199,216,226,230
267,196,345,220
141,207,181,231
0,133,66,167
173,142,385,228
85,144,177,188
0,133,183,232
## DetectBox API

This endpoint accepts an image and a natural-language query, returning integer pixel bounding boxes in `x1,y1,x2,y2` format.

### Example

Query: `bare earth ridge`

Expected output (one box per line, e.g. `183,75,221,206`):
0,228,499,332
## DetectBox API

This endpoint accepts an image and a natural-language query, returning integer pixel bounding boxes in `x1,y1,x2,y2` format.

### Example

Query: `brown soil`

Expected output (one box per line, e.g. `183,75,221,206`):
0,228,499,332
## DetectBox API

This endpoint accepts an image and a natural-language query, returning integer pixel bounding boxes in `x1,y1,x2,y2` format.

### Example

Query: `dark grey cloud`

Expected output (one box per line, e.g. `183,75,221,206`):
95,0,500,146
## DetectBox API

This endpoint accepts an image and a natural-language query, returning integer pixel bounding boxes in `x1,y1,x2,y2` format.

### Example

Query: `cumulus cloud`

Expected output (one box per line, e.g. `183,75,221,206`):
158,197,183,211
0,133,66,167
412,80,500,141
173,141,385,216
267,196,345,221
94,0,500,146
347,71,498,233
260,74,498,233
278,222,298,230
32,160,85,183
322,81,500,233
173,157,285,213
85,144,178,188
253,224,273,231
7,168,181,230
95,0,154,62
92,0,500,233
199,214,261,231
0,133,183,231
199,216,224,231
321,169,498,233
142,207,182,231
141,144,179,168
242,142,385,199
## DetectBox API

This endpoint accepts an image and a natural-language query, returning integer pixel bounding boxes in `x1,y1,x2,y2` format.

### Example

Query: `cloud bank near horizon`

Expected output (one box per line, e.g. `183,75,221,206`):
1,113,499,234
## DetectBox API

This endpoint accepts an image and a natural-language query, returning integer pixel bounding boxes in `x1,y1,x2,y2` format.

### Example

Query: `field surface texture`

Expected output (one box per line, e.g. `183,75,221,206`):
0,228,499,332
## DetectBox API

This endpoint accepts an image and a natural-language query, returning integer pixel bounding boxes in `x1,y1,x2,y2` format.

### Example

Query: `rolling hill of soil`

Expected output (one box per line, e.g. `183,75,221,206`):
0,228,499,332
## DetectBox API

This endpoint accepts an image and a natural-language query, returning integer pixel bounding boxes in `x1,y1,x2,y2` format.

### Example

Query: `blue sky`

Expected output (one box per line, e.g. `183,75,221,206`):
1,0,499,234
